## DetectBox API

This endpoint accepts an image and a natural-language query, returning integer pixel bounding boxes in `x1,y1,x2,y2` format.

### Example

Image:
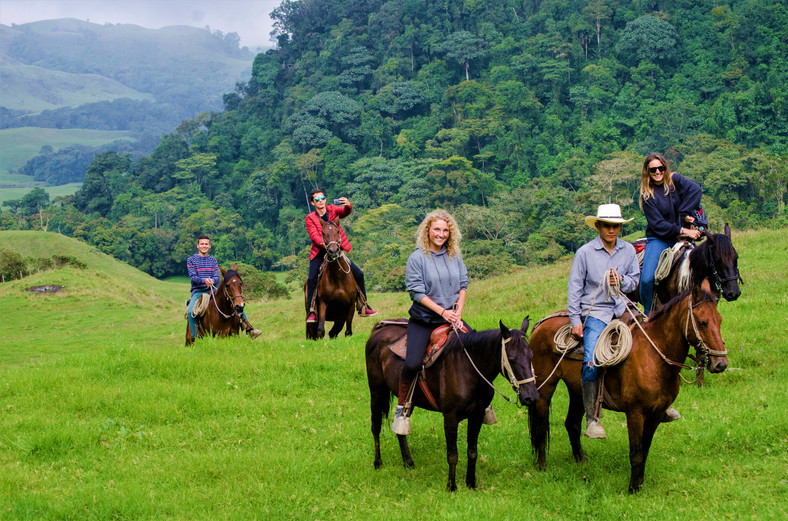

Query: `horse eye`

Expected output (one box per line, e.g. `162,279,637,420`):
698,321,708,328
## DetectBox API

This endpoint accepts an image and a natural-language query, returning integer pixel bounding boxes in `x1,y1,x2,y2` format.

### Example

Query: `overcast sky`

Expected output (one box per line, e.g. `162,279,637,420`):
0,0,282,49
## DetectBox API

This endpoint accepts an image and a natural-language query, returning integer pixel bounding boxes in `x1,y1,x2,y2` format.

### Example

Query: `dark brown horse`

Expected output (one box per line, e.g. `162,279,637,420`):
629,224,742,310
185,266,246,346
365,318,539,491
305,217,358,340
528,285,728,492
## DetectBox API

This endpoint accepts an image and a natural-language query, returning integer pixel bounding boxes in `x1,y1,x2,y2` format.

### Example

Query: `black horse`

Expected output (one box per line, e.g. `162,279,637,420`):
365,318,539,491
630,223,742,310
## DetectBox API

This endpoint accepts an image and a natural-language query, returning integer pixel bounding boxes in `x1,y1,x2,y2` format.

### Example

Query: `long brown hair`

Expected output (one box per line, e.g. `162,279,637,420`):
639,153,674,209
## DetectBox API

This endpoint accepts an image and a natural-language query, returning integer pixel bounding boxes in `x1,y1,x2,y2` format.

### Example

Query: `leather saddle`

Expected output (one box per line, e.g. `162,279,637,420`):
376,319,469,368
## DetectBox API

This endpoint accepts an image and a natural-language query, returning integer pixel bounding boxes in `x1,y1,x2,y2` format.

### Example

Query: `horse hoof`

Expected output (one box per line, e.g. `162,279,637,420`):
374,460,382,470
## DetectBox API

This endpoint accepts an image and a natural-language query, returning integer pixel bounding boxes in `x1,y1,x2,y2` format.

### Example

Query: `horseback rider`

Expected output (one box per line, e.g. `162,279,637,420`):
304,189,377,323
391,210,474,436
568,204,639,439
639,153,703,316
186,234,261,340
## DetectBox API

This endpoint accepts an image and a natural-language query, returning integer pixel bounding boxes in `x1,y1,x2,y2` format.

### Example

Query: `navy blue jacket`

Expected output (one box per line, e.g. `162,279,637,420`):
641,173,702,242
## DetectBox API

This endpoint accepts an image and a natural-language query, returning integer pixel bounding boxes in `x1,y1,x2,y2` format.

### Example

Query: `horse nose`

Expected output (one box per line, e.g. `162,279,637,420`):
709,358,729,373
519,388,539,407
725,288,741,301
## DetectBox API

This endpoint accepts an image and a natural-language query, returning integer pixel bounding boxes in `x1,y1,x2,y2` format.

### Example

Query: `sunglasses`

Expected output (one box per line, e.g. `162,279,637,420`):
649,165,666,174
313,195,326,201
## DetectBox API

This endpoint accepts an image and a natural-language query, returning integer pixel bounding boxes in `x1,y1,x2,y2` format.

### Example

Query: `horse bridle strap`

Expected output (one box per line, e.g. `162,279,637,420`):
209,285,243,320
500,336,536,389
707,241,743,292
685,295,728,358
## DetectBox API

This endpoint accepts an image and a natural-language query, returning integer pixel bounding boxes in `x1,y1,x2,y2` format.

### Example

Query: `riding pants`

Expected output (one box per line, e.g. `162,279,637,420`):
581,316,607,383
306,251,367,314
640,236,673,315
187,289,209,339
401,318,472,381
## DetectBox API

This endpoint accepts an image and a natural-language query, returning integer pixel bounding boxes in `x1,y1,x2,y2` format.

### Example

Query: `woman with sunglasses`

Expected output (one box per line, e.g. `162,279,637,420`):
639,153,703,316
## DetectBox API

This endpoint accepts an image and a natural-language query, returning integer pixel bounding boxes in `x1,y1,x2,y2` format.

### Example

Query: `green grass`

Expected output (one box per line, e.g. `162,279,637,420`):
0,229,786,520
0,127,134,177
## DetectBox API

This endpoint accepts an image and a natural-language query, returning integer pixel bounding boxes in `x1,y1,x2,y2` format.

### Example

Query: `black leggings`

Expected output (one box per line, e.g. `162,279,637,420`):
401,318,471,381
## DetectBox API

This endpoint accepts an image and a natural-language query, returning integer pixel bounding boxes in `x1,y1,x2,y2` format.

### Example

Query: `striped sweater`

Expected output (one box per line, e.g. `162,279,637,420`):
187,254,220,295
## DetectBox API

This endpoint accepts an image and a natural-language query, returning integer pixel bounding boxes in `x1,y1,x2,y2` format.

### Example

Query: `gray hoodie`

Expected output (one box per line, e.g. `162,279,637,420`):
406,246,468,313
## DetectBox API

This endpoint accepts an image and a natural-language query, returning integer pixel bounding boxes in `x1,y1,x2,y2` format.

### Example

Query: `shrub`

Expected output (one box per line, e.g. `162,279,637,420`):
0,247,25,281
234,262,290,300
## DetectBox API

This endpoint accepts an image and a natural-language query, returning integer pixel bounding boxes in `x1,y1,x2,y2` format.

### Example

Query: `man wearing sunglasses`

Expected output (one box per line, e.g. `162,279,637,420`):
304,189,377,323
568,204,640,439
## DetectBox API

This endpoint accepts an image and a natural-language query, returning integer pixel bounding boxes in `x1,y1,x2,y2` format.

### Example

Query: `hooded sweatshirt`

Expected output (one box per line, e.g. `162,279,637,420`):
405,246,468,323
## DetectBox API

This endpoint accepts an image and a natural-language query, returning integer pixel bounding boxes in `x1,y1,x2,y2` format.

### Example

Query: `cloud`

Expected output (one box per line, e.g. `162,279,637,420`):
0,0,281,49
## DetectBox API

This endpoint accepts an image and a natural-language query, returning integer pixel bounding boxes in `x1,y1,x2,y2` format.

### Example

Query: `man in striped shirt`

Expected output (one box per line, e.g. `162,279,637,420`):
187,234,261,340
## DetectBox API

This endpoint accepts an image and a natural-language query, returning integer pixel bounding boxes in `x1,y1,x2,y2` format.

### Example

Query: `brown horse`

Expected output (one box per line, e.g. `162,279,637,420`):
305,217,358,340
629,224,742,310
185,266,246,346
365,318,539,491
528,285,728,492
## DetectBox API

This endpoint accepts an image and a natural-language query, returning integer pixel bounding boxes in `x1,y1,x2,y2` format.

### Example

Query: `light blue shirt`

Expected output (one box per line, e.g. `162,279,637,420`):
567,236,640,328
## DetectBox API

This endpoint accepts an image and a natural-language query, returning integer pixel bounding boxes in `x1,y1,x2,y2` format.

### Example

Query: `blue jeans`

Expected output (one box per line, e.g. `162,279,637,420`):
187,289,208,339
640,236,673,315
581,317,607,383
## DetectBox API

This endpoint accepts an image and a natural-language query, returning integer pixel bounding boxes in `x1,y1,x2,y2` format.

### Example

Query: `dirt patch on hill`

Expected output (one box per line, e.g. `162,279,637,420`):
26,285,65,294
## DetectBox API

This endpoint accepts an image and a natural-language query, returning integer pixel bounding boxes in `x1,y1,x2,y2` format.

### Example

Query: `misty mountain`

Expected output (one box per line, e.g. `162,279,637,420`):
0,18,255,181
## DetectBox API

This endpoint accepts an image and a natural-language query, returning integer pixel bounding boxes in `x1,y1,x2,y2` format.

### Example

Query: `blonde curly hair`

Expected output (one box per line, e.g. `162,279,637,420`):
416,209,462,259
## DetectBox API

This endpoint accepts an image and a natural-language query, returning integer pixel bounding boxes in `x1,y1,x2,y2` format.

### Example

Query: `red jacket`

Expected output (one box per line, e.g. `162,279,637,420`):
305,203,353,260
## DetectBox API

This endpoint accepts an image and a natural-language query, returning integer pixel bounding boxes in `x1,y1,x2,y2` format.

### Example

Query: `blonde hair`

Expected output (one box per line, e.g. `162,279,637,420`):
639,152,674,210
416,209,462,259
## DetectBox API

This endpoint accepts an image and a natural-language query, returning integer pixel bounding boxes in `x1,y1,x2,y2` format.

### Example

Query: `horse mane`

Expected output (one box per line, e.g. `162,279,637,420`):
223,269,239,282
444,327,510,363
647,288,717,323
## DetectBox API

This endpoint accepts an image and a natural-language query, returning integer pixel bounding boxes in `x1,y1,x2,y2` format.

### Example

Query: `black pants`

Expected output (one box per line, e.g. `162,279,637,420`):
306,251,367,314
401,318,471,381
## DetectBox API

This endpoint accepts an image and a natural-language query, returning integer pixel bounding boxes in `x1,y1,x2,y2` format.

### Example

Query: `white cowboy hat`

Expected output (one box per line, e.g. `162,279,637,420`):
584,203,634,229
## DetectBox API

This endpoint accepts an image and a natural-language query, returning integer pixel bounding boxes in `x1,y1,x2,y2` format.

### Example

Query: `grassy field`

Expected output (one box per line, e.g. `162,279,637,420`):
0,127,134,183
0,229,785,520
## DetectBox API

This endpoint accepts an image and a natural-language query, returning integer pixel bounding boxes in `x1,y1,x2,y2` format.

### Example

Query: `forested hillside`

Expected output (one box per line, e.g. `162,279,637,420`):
2,0,786,291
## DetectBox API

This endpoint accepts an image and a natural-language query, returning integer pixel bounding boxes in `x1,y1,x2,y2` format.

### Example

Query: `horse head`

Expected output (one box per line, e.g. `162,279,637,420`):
321,218,343,261
221,265,246,313
701,223,742,302
500,317,539,406
687,284,729,374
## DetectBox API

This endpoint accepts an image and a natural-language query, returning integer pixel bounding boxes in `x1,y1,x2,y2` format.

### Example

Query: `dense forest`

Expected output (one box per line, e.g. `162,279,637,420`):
2,0,786,293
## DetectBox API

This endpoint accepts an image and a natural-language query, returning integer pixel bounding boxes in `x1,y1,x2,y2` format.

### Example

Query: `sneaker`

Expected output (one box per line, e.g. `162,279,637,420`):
584,420,606,439
662,406,681,422
483,405,498,425
360,307,378,317
391,405,411,435
246,328,262,339
306,313,317,323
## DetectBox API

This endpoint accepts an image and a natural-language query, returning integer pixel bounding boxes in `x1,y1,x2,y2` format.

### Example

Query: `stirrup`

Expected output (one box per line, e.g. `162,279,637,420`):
483,405,498,425
391,406,411,435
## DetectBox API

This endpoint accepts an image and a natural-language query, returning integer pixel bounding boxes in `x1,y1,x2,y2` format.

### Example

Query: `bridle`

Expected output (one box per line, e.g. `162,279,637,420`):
456,324,536,406
209,277,245,320
322,222,351,272
706,239,743,294
683,293,728,370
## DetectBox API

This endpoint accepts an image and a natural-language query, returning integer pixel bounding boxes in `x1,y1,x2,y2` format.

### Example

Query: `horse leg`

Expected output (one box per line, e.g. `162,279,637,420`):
317,301,327,339
627,412,661,493
344,303,354,337
396,434,414,469
443,413,460,492
185,323,194,346
465,412,484,489
566,387,587,464
369,383,388,469
529,383,556,470
328,319,343,339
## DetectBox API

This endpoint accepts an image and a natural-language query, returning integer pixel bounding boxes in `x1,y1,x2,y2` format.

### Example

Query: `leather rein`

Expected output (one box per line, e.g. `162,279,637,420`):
208,279,245,320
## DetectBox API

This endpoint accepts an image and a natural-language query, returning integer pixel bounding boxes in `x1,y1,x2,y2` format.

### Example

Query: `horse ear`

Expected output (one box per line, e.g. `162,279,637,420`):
233,263,238,273
332,216,340,226
700,278,712,293
724,223,732,239
220,267,226,276
521,316,530,333
692,280,705,302
499,320,510,339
